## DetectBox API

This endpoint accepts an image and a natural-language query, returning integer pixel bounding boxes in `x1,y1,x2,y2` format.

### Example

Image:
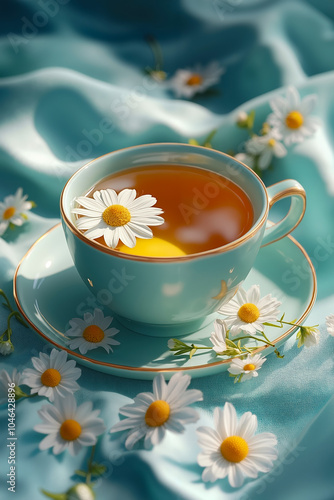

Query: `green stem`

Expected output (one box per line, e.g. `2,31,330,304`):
203,129,218,146
0,290,12,311
191,345,212,350
0,329,9,341
86,445,96,486
232,334,275,347
0,290,28,327
145,35,164,71
260,330,273,345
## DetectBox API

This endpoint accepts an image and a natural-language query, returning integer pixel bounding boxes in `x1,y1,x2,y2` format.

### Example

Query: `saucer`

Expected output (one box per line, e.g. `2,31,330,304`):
14,224,316,380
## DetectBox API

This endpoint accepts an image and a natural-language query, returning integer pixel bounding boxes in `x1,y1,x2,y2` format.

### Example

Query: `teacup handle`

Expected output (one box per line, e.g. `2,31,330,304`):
261,179,306,247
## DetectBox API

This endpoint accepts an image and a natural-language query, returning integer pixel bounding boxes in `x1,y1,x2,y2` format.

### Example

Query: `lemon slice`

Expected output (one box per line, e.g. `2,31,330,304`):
118,237,186,257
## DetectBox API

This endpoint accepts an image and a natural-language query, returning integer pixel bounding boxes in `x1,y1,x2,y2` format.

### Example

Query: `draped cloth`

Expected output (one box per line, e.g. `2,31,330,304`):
1,1,334,499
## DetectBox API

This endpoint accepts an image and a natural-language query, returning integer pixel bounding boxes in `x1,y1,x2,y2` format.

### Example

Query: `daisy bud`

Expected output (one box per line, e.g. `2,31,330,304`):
296,325,320,348
0,340,14,355
66,483,96,500
236,111,249,127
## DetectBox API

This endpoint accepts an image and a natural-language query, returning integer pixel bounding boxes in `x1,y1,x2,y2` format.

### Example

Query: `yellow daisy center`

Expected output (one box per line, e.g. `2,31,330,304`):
238,303,260,323
40,368,62,387
59,419,82,441
186,74,203,86
285,110,304,129
268,138,276,147
145,400,170,427
243,363,256,371
83,325,105,343
220,436,249,463
3,206,16,220
102,204,131,227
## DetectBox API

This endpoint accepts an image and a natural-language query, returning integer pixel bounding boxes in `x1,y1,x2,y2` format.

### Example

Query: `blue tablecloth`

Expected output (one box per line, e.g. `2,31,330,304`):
1,1,334,499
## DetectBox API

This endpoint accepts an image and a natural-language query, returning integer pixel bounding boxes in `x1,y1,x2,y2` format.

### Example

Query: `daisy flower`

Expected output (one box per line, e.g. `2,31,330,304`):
72,188,164,249
296,325,320,348
326,314,334,336
245,132,287,170
267,86,319,146
197,402,278,487
219,285,281,337
34,394,106,456
0,368,22,405
110,372,203,450
228,353,266,382
210,319,227,354
22,348,81,402
168,61,224,99
0,188,33,236
65,308,120,355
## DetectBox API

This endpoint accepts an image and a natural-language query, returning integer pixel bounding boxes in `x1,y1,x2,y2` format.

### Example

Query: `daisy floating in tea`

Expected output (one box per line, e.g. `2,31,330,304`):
72,188,164,249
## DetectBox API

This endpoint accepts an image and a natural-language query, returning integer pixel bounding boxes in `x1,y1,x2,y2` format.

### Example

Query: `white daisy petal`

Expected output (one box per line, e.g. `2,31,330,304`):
165,372,191,404
164,418,185,433
84,225,107,241
117,189,137,206
171,407,199,423
103,227,118,248
127,222,153,239
228,463,245,488
237,412,258,440
119,225,136,248
326,314,334,336
125,427,147,450
38,433,58,451
99,189,116,207
75,196,103,211
75,216,102,230
153,373,167,400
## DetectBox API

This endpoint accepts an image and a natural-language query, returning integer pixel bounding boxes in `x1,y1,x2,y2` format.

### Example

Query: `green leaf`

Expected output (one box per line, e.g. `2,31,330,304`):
90,463,107,477
225,338,237,348
40,490,66,500
173,349,190,356
74,469,88,478
274,348,284,359
247,110,255,129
